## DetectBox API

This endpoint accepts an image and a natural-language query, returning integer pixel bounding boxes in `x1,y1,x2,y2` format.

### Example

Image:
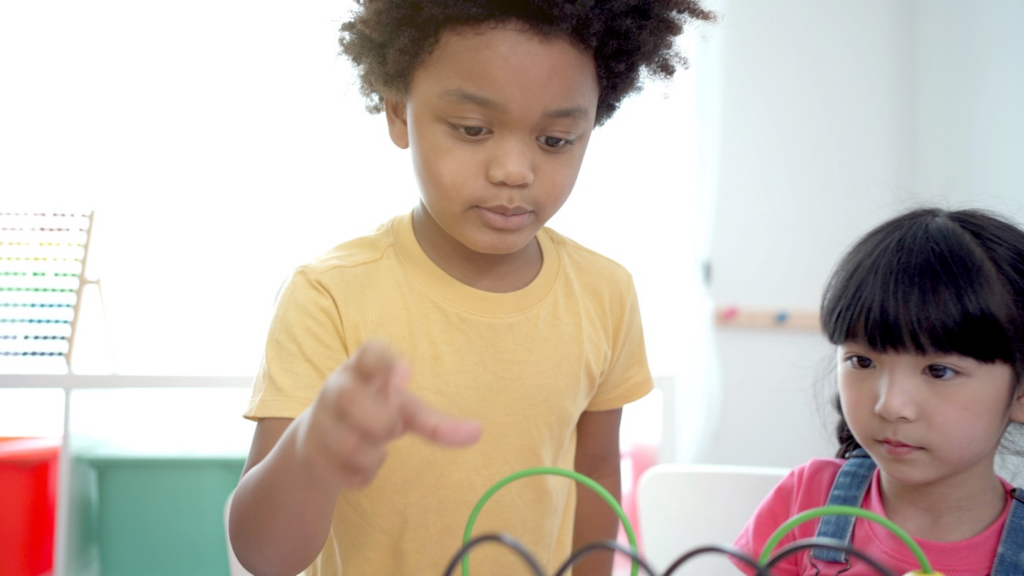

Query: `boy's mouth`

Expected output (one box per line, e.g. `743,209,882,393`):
476,205,532,231
480,204,529,216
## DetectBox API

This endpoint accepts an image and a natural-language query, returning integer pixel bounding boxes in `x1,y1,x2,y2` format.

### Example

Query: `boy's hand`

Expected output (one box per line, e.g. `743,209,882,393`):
298,342,482,490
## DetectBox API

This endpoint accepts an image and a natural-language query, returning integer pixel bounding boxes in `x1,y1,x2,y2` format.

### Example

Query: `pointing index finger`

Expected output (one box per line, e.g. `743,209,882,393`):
399,394,482,447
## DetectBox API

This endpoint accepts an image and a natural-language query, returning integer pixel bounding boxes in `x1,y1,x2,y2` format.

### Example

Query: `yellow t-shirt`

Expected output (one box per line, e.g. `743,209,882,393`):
244,212,652,575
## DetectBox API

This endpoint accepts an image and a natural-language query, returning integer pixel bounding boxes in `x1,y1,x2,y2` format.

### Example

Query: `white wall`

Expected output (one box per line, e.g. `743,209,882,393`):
916,0,1024,209
694,0,1024,469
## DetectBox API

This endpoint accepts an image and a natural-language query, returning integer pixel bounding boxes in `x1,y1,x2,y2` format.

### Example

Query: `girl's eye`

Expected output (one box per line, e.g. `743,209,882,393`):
539,136,573,150
848,355,874,369
925,364,957,379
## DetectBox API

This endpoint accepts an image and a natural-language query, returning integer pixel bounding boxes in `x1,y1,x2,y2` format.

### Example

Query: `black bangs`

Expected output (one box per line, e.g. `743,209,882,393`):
821,209,1018,364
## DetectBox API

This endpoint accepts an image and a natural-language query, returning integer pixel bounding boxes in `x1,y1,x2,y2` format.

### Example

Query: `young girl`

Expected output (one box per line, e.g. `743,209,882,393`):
734,207,1024,575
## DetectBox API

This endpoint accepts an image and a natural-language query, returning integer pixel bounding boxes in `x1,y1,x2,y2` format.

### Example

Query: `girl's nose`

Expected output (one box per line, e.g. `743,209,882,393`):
874,371,917,422
486,137,534,188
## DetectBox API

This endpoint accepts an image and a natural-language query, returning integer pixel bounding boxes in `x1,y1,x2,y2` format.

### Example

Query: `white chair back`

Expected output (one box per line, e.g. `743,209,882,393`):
637,463,788,574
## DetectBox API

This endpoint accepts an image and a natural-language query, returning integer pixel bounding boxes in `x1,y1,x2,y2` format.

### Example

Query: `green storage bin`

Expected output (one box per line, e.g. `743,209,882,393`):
74,454,245,576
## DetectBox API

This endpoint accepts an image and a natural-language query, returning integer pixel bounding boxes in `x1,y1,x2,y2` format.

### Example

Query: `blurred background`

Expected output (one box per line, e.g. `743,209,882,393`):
1,1,1022,575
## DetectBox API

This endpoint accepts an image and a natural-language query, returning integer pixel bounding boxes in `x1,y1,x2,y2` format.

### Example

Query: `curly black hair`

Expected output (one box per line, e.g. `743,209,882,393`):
338,0,714,126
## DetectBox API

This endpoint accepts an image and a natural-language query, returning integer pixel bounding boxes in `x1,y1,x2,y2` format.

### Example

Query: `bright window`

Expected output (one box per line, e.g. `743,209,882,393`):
1,2,710,385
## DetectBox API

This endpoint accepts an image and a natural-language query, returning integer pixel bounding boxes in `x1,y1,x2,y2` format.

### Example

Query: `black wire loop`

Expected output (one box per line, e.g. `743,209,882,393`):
659,543,762,575
442,533,545,576
551,539,658,576
444,534,904,575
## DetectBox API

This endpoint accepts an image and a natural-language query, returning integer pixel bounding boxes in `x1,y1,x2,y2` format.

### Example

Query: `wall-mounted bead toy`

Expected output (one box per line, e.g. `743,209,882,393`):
0,212,100,370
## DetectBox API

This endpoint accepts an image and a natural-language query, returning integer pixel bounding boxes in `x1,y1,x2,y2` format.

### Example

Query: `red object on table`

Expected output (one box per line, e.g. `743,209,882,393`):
0,437,61,576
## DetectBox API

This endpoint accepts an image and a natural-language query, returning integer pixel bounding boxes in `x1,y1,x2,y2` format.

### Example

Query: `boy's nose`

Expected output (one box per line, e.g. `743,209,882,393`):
486,138,534,188
874,371,917,422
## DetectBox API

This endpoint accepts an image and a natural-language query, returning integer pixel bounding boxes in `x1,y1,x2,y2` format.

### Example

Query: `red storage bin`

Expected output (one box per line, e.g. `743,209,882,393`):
0,437,61,576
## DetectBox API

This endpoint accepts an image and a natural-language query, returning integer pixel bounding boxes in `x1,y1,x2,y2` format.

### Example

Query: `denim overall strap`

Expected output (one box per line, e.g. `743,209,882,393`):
810,449,876,564
991,488,1024,575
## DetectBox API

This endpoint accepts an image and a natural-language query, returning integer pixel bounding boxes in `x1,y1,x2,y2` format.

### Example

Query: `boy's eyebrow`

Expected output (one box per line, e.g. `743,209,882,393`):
439,88,591,121
543,107,590,121
439,89,506,111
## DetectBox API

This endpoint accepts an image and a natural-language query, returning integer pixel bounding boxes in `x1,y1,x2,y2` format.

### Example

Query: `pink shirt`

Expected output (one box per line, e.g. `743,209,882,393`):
733,458,1013,576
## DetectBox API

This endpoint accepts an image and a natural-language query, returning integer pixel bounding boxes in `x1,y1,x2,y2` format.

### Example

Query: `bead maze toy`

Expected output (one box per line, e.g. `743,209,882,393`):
446,467,943,576
0,212,105,371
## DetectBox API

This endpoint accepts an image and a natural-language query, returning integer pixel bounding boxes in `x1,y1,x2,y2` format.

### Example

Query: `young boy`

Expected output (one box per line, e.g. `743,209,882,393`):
229,2,712,575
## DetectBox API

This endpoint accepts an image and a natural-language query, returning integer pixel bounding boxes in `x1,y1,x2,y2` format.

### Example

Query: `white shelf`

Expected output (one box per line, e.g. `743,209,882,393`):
0,373,253,389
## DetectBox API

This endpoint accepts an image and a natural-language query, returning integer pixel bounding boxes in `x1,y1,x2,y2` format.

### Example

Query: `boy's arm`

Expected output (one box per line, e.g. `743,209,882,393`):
230,416,339,576
572,407,623,576
228,343,482,576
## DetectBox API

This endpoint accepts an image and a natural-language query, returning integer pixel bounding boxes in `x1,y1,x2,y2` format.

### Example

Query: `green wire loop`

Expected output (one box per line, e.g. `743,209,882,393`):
462,467,640,576
759,505,933,573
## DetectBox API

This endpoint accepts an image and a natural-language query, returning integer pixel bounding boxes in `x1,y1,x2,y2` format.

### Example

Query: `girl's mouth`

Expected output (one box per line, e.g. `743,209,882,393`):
879,438,922,456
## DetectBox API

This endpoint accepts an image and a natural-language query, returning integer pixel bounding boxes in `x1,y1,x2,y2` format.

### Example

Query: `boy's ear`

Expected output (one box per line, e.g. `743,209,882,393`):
1010,382,1024,424
384,97,410,149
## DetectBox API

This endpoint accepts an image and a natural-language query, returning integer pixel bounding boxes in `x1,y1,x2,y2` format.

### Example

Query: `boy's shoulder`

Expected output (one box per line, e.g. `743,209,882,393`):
542,227,634,286
302,217,402,277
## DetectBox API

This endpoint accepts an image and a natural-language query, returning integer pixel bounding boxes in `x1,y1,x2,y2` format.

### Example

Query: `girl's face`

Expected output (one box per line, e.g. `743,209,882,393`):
838,343,1024,491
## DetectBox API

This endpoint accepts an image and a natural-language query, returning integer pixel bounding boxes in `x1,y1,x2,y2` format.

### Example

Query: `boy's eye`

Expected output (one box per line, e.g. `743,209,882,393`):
925,364,957,379
847,355,874,369
451,124,490,138
538,136,573,150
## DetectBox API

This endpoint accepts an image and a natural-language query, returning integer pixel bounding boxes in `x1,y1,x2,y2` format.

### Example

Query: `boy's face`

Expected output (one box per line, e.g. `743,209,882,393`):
386,24,599,258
